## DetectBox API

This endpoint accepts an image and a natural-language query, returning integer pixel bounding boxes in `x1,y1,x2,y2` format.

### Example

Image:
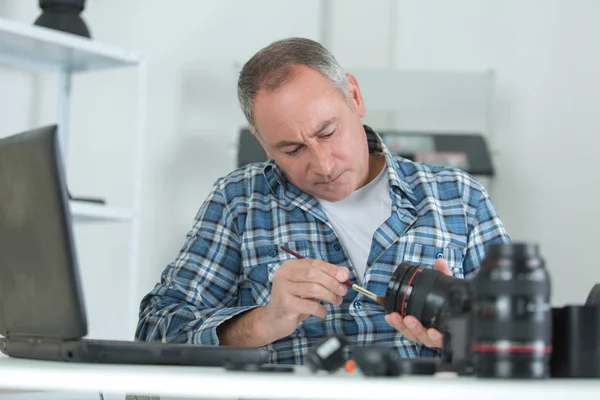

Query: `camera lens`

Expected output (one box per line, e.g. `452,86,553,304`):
471,243,552,379
384,262,469,331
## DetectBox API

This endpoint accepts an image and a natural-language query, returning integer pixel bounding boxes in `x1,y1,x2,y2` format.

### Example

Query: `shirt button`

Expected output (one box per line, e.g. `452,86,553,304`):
353,300,362,310
269,249,278,257
436,252,444,259
333,243,341,251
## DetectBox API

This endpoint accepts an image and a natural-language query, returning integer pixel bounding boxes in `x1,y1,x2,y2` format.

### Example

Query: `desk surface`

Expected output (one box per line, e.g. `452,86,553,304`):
1,356,600,400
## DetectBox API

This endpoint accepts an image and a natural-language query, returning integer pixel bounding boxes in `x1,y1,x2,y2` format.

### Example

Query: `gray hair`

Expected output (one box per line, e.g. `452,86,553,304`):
237,37,349,133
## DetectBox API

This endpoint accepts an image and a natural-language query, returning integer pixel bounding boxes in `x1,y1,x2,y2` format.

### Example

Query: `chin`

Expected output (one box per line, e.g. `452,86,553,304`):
316,186,354,202
308,175,358,201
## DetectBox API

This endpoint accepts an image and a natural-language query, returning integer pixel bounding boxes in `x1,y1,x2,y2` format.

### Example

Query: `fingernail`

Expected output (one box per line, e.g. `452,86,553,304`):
336,269,348,281
405,318,416,328
429,331,441,341
338,284,346,295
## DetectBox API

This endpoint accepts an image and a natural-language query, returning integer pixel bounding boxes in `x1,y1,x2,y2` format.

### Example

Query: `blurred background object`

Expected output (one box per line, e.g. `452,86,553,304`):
34,0,91,38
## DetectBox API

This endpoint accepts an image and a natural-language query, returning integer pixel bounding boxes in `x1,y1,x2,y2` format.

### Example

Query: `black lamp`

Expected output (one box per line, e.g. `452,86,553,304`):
34,0,91,38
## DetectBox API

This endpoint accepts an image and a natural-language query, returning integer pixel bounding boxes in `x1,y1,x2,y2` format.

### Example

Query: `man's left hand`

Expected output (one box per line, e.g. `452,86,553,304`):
384,258,452,348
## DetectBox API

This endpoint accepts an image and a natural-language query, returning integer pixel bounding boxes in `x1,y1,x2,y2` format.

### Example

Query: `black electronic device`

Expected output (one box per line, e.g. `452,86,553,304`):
0,125,270,368
550,289,600,378
304,336,439,377
305,335,348,373
351,346,438,377
238,128,266,168
379,131,495,177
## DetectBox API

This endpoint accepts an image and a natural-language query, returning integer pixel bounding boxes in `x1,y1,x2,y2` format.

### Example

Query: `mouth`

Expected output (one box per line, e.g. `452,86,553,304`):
317,172,343,185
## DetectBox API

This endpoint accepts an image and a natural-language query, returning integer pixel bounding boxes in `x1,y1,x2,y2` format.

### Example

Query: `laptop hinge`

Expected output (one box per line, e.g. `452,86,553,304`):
1,335,75,361
6,335,69,344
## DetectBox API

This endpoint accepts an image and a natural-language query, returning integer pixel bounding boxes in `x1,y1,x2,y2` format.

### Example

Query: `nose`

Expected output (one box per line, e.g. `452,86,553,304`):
310,144,334,177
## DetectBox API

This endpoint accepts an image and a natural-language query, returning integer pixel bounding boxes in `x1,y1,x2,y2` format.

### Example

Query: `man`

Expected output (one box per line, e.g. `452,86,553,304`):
135,37,510,364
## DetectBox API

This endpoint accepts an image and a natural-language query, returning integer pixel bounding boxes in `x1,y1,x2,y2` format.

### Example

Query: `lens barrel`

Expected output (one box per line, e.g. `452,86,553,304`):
384,262,469,331
471,243,552,379
384,243,552,379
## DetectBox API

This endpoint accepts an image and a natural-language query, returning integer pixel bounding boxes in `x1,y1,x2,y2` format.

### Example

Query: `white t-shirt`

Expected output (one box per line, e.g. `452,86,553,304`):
317,164,391,283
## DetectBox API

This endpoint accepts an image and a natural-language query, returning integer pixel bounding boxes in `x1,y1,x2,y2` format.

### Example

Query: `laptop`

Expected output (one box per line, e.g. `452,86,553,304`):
0,125,270,367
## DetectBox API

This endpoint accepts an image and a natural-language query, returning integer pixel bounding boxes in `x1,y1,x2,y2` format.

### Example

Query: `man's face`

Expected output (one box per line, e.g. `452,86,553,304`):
252,65,370,202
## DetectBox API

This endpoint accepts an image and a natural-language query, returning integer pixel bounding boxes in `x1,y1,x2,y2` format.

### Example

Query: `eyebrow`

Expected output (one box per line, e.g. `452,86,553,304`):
274,118,336,149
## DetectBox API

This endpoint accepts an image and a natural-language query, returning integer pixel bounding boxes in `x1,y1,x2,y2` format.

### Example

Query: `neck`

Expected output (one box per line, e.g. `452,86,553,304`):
358,153,386,189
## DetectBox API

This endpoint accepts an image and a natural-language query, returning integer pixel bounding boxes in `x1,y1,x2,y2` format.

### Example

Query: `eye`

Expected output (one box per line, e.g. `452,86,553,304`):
320,128,337,139
285,145,303,156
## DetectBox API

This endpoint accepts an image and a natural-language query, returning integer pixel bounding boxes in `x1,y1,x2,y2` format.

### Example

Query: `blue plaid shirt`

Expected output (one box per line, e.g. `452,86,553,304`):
135,125,510,364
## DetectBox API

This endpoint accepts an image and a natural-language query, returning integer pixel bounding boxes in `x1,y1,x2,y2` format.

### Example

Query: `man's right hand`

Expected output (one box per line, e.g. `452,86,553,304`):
256,258,349,342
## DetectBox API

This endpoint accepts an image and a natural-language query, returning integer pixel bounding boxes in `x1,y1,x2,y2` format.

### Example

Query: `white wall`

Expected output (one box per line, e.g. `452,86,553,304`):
2,0,598,342
0,0,321,340
330,0,600,306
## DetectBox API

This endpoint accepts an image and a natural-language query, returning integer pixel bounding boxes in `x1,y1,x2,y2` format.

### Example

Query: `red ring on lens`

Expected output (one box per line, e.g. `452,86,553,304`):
472,344,553,354
400,266,423,317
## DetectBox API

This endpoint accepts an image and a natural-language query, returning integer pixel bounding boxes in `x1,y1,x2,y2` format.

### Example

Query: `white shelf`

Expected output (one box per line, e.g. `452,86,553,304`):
0,17,147,341
0,17,140,73
69,201,134,222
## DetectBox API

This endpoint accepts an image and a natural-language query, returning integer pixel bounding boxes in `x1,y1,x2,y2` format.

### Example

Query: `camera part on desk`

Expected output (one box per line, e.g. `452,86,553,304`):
306,242,600,379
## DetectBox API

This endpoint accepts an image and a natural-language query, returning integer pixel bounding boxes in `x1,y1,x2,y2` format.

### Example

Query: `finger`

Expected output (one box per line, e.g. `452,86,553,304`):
310,259,350,282
288,282,343,305
403,315,436,347
385,312,418,342
426,328,444,348
299,314,310,321
284,260,348,297
299,299,320,320
434,258,452,275
295,298,327,319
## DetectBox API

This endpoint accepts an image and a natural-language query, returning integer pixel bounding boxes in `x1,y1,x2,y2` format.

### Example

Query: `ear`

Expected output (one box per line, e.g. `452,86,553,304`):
345,73,366,118
250,126,274,159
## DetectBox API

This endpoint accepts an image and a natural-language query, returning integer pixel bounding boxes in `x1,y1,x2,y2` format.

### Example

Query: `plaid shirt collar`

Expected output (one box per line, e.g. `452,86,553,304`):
262,124,417,203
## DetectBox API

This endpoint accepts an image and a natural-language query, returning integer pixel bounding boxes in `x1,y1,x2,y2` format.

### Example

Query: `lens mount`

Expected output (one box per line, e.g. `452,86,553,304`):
384,262,416,315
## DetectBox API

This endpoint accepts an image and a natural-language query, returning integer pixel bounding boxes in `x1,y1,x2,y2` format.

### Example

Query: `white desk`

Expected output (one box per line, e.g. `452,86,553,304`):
1,356,600,400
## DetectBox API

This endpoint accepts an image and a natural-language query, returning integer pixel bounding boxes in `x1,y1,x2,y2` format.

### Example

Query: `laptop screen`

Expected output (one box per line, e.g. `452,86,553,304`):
0,125,88,340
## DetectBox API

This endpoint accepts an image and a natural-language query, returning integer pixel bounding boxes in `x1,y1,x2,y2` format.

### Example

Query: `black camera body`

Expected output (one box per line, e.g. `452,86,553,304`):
383,242,600,379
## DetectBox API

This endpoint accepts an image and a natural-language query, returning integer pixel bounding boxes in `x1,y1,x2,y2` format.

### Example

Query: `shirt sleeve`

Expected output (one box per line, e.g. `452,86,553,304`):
463,184,511,279
135,180,255,345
